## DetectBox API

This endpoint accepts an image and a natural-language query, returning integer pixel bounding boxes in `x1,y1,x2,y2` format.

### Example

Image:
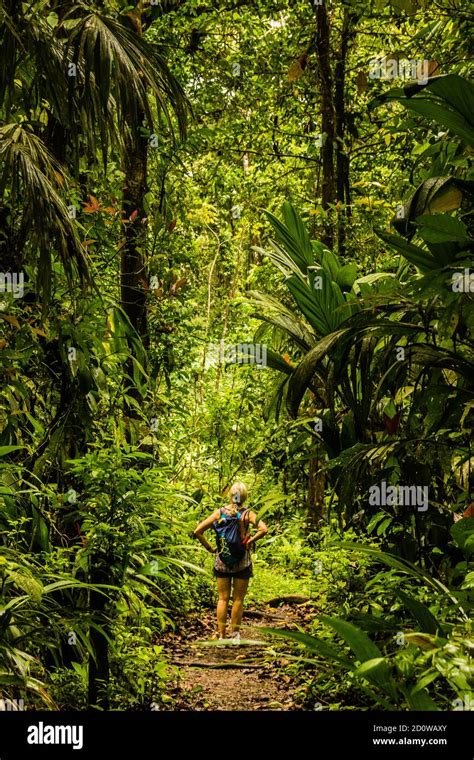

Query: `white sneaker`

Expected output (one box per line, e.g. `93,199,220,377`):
231,631,241,644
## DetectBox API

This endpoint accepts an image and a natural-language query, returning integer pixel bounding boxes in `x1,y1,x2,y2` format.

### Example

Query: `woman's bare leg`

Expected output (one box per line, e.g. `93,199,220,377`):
231,577,249,633
216,577,231,637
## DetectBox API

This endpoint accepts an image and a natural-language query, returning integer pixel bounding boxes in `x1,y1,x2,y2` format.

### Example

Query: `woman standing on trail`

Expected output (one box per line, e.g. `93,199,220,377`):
193,482,268,642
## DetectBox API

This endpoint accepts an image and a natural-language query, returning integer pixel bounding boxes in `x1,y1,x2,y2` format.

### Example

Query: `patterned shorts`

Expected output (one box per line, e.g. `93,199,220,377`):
213,564,253,579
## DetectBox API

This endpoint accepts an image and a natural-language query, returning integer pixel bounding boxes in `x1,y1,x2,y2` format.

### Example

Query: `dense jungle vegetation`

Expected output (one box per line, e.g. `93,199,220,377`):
0,0,473,712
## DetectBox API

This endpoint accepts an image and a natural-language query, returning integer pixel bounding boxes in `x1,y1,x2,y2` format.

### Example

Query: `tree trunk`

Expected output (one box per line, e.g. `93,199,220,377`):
121,115,149,345
334,11,352,256
308,438,325,531
314,4,335,249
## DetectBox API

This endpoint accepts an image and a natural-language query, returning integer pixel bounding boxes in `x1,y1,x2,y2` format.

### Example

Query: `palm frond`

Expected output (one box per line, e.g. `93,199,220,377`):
0,123,90,297
249,290,316,351
66,13,188,148
0,6,188,165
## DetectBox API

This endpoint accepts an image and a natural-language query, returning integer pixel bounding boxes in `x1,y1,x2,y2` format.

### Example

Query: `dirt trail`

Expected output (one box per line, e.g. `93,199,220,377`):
161,601,315,711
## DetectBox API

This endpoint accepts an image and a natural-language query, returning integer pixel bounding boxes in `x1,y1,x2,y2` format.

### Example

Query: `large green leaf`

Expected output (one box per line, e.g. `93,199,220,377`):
287,269,347,336
405,74,474,124
393,177,466,239
30,506,50,553
395,98,474,147
374,227,439,271
321,616,382,662
263,374,290,422
450,518,474,557
408,344,474,381
0,124,90,299
264,203,315,272
67,13,188,148
0,445,26,457
370,75,474,147
336,263,358,290
395,590,441,635
321,616,397,698
286,329,350,417
404,686,439,711
263,349,295,375
224,344,293,375
258,627,353,666
415,214,471,245
250,291,316,350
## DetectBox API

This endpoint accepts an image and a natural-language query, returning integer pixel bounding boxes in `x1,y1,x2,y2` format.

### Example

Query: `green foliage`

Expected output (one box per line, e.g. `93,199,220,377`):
0,0,472,713
249,75,473,568
262,541,473,710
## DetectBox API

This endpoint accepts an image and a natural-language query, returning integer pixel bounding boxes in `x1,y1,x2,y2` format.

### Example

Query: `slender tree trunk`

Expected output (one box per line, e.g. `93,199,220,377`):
308,438,325,531
310,5,334,522
307,393,326,532
121,114,149,345
119,3,149,345
334,11,351,256
314,4,335,249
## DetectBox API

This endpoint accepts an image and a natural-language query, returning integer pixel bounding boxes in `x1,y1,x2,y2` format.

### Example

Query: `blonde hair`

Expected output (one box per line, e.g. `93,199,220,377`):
229,481,248,505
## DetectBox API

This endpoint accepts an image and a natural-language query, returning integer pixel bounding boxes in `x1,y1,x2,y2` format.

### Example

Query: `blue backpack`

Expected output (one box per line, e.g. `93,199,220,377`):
213,508,249,567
